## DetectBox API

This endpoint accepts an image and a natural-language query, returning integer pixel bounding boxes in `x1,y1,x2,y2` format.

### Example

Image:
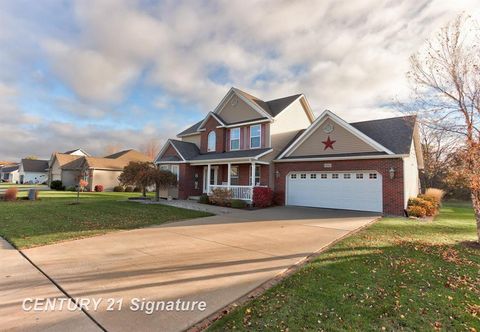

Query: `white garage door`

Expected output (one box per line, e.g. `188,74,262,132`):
286,171,382,212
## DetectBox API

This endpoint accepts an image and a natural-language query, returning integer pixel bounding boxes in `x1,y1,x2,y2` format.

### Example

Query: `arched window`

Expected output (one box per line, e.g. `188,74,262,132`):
207,131,216,152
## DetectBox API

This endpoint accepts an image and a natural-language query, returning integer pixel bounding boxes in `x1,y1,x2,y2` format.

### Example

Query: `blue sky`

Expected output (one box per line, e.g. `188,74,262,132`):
0,0,478,161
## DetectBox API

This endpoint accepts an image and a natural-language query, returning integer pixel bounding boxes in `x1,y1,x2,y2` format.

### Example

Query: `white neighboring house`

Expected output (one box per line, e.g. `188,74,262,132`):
18,159,49,184
0,164,19,183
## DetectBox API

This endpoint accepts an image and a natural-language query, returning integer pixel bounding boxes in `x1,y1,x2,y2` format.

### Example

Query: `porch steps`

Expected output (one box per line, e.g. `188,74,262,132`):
188,196,200,201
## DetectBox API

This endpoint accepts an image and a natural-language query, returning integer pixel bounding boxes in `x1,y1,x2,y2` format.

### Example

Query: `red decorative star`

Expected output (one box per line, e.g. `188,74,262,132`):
322,136,336,150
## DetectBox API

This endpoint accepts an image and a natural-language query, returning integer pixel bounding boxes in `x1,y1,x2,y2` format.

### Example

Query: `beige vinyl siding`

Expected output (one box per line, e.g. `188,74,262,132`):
289,119,377,157
61,170,80,188
181,134,201,148
91,170,123,191
218,95,264,123
268,99,312,162
49,159,62,183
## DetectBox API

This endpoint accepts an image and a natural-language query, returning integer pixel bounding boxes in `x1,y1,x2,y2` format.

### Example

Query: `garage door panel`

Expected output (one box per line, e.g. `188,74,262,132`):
287,171,382,212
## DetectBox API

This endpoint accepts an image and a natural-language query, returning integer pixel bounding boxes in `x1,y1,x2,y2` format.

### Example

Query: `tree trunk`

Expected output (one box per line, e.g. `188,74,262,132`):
155,185,160,202
471,189,480,243
142,186,146,198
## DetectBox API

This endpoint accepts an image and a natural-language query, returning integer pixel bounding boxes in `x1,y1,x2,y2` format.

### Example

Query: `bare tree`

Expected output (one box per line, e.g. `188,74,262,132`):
141,139,161,160
419,123,459,189
409,14,480,242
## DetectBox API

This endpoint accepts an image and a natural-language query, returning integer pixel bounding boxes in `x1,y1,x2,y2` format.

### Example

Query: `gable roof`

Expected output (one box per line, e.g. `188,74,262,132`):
53,153,84,169
83,149,151,170
177,88,311,137
196,112,226,131
177,120,203,137
155,139,272,163
21,159,49,172
266,94,303,117
277,110,395,160
350,116,416,155
1,164,19,173
63,148,90,156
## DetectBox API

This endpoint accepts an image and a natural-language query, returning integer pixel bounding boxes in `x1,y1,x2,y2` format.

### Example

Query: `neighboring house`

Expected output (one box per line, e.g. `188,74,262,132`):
47,149,90,187
18,159,49,184
48,149,151,191
155,87,423,216
80,150,152,191
0,164,19,183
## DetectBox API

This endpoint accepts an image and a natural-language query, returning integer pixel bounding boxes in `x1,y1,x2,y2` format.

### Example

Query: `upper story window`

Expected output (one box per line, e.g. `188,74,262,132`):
230,128,240,150
207,131,216,152
250,124,261,149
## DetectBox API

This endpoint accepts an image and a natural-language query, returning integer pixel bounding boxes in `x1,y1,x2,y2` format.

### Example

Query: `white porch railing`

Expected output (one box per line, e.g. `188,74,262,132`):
209,185,253,201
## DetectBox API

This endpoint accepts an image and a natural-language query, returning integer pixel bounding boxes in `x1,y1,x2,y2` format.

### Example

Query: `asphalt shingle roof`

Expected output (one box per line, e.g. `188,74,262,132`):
1,164,19,172
350,115,416,155
21,159,49,172
176,89,302,137
170,140,201,160
189,148,272,161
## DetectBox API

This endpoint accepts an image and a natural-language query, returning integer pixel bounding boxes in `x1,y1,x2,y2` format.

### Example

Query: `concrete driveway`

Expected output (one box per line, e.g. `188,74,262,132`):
14,207,378,331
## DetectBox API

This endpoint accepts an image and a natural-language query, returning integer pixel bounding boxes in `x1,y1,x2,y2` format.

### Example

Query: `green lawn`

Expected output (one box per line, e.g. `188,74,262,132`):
210,201,480,331
0,191,211,248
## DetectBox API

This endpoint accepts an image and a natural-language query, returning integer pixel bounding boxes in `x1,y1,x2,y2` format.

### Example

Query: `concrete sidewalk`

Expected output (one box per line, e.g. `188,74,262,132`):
20,207,378,332
0,238,100,331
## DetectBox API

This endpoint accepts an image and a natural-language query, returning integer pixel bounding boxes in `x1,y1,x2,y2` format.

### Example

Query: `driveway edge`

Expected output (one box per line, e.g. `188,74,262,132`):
187,216,381,332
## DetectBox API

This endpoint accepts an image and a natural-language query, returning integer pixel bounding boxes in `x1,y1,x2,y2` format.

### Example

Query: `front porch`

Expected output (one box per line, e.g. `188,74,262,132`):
200,162,269,201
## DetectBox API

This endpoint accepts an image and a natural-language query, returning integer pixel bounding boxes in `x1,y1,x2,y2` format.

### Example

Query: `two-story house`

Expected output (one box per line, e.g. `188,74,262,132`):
155,87,423,216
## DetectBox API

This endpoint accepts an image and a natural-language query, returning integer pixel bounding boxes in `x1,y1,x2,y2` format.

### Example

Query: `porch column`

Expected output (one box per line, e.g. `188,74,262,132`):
207,164,211,193
227,163,231,187
251,162,256,187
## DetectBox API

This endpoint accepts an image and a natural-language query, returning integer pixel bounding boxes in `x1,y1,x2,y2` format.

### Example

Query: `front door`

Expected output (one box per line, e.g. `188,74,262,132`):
203,166,218,193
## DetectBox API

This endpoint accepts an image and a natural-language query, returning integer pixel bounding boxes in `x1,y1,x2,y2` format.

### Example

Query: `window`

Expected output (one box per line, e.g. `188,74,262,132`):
230,166,239,185
321,173,327,179
249,165,261,185
356,173,364,179
343,173,351,179
230,128,240,150
250,124,261,149
207,131,216,152
369,173,377,179
310,173,317,179
300,173,307,179
332,173,339,179
291,174,297,179
159,164,179,180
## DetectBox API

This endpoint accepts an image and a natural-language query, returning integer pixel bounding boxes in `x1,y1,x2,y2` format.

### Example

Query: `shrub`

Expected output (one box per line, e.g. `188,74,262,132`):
124,186,134,192
407,205,427,218
113,186,124,192
209,188,232,206
198,194,210,204
425,188,445,206
408,197,436,217
231,199,247,209
66,186,77,192
50,180,64,191
252,187,274,208
133,187,142,192
4,187,18,201
94,185,104,192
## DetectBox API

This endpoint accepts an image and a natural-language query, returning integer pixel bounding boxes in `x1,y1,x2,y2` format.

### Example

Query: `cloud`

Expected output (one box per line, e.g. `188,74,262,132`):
1,0,479,161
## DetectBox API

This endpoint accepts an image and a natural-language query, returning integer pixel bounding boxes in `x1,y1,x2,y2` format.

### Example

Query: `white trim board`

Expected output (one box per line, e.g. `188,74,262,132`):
214,87,273,120
277,110,395,159
274,154,408,163
154,140,186,163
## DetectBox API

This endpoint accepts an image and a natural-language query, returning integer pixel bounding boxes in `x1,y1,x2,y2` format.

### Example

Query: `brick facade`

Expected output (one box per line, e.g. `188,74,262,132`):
273,158,405,216
200,117,226,153
176,163,269,199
